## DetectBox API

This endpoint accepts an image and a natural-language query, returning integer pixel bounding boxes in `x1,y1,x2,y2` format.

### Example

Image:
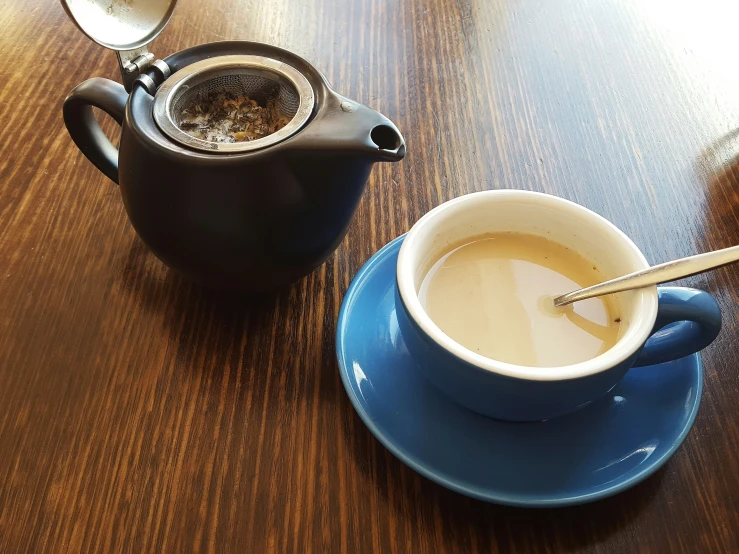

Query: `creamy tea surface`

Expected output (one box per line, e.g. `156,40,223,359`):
419,233,622,367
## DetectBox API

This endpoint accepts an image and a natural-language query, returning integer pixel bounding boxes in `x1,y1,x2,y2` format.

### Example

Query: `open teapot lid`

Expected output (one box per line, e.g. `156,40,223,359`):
61,0,177,91
60,0,177,51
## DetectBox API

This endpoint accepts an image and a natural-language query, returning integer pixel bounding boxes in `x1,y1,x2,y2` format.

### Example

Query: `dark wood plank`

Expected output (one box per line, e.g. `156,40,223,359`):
1,0,738,552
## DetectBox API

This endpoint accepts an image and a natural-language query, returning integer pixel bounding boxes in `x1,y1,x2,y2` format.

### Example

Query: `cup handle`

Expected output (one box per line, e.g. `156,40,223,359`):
633,286,721,367
63,77,129,185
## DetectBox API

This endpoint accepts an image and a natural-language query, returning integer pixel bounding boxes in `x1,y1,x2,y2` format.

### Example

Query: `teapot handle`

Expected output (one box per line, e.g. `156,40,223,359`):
63,78,128,185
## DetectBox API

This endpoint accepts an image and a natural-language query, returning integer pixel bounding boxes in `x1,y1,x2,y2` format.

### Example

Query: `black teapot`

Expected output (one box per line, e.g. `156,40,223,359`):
61,0,405,291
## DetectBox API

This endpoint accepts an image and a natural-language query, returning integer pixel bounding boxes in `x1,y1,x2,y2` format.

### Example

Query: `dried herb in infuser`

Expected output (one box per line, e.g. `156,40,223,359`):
178,91,292,143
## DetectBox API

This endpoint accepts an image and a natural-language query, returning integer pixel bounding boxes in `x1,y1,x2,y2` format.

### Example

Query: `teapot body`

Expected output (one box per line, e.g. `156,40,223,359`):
119,102,375,291
64,42,405,291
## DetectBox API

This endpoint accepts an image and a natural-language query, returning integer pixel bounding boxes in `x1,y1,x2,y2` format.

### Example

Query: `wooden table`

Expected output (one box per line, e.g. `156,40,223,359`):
2,0,738,552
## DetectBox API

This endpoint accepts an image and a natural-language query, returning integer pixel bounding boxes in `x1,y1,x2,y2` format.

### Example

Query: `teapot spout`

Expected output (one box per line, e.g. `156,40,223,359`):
367,119,406,162
285,91,405,163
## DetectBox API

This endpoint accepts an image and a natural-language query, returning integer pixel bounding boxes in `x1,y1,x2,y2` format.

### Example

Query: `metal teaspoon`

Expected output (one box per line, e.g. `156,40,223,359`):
552,245,739,307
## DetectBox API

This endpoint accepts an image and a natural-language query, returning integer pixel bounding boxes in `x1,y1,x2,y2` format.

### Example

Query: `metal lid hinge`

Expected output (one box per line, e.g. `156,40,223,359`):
117,47,171,94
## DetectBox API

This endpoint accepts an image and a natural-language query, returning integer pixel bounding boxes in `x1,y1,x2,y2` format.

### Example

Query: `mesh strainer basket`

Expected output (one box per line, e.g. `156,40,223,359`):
153,55,315,153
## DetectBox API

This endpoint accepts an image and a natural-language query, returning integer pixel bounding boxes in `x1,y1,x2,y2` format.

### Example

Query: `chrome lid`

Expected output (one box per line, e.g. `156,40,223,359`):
60,0,177,51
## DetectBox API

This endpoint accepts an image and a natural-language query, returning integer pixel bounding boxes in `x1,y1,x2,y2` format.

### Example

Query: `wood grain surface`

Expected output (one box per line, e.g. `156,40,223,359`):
2,0,739,552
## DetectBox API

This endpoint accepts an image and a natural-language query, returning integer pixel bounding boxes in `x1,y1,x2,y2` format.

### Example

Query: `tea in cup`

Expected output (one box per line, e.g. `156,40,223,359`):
419,231,622,367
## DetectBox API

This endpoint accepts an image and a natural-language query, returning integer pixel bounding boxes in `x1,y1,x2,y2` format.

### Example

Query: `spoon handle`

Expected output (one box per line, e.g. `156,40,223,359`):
553,244,739,307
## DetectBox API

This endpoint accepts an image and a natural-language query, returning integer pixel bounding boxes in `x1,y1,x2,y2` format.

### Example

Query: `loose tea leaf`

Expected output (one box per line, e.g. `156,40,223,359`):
178,91,291,143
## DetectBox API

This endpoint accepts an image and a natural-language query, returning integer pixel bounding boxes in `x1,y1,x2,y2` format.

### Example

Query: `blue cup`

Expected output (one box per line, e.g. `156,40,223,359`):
395,190,721,421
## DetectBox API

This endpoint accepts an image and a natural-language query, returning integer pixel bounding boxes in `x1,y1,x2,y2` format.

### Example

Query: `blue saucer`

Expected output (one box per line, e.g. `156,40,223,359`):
337,236,702,507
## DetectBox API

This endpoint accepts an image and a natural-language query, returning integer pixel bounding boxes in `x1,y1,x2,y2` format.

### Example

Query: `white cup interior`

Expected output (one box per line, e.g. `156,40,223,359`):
397,190,659,381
